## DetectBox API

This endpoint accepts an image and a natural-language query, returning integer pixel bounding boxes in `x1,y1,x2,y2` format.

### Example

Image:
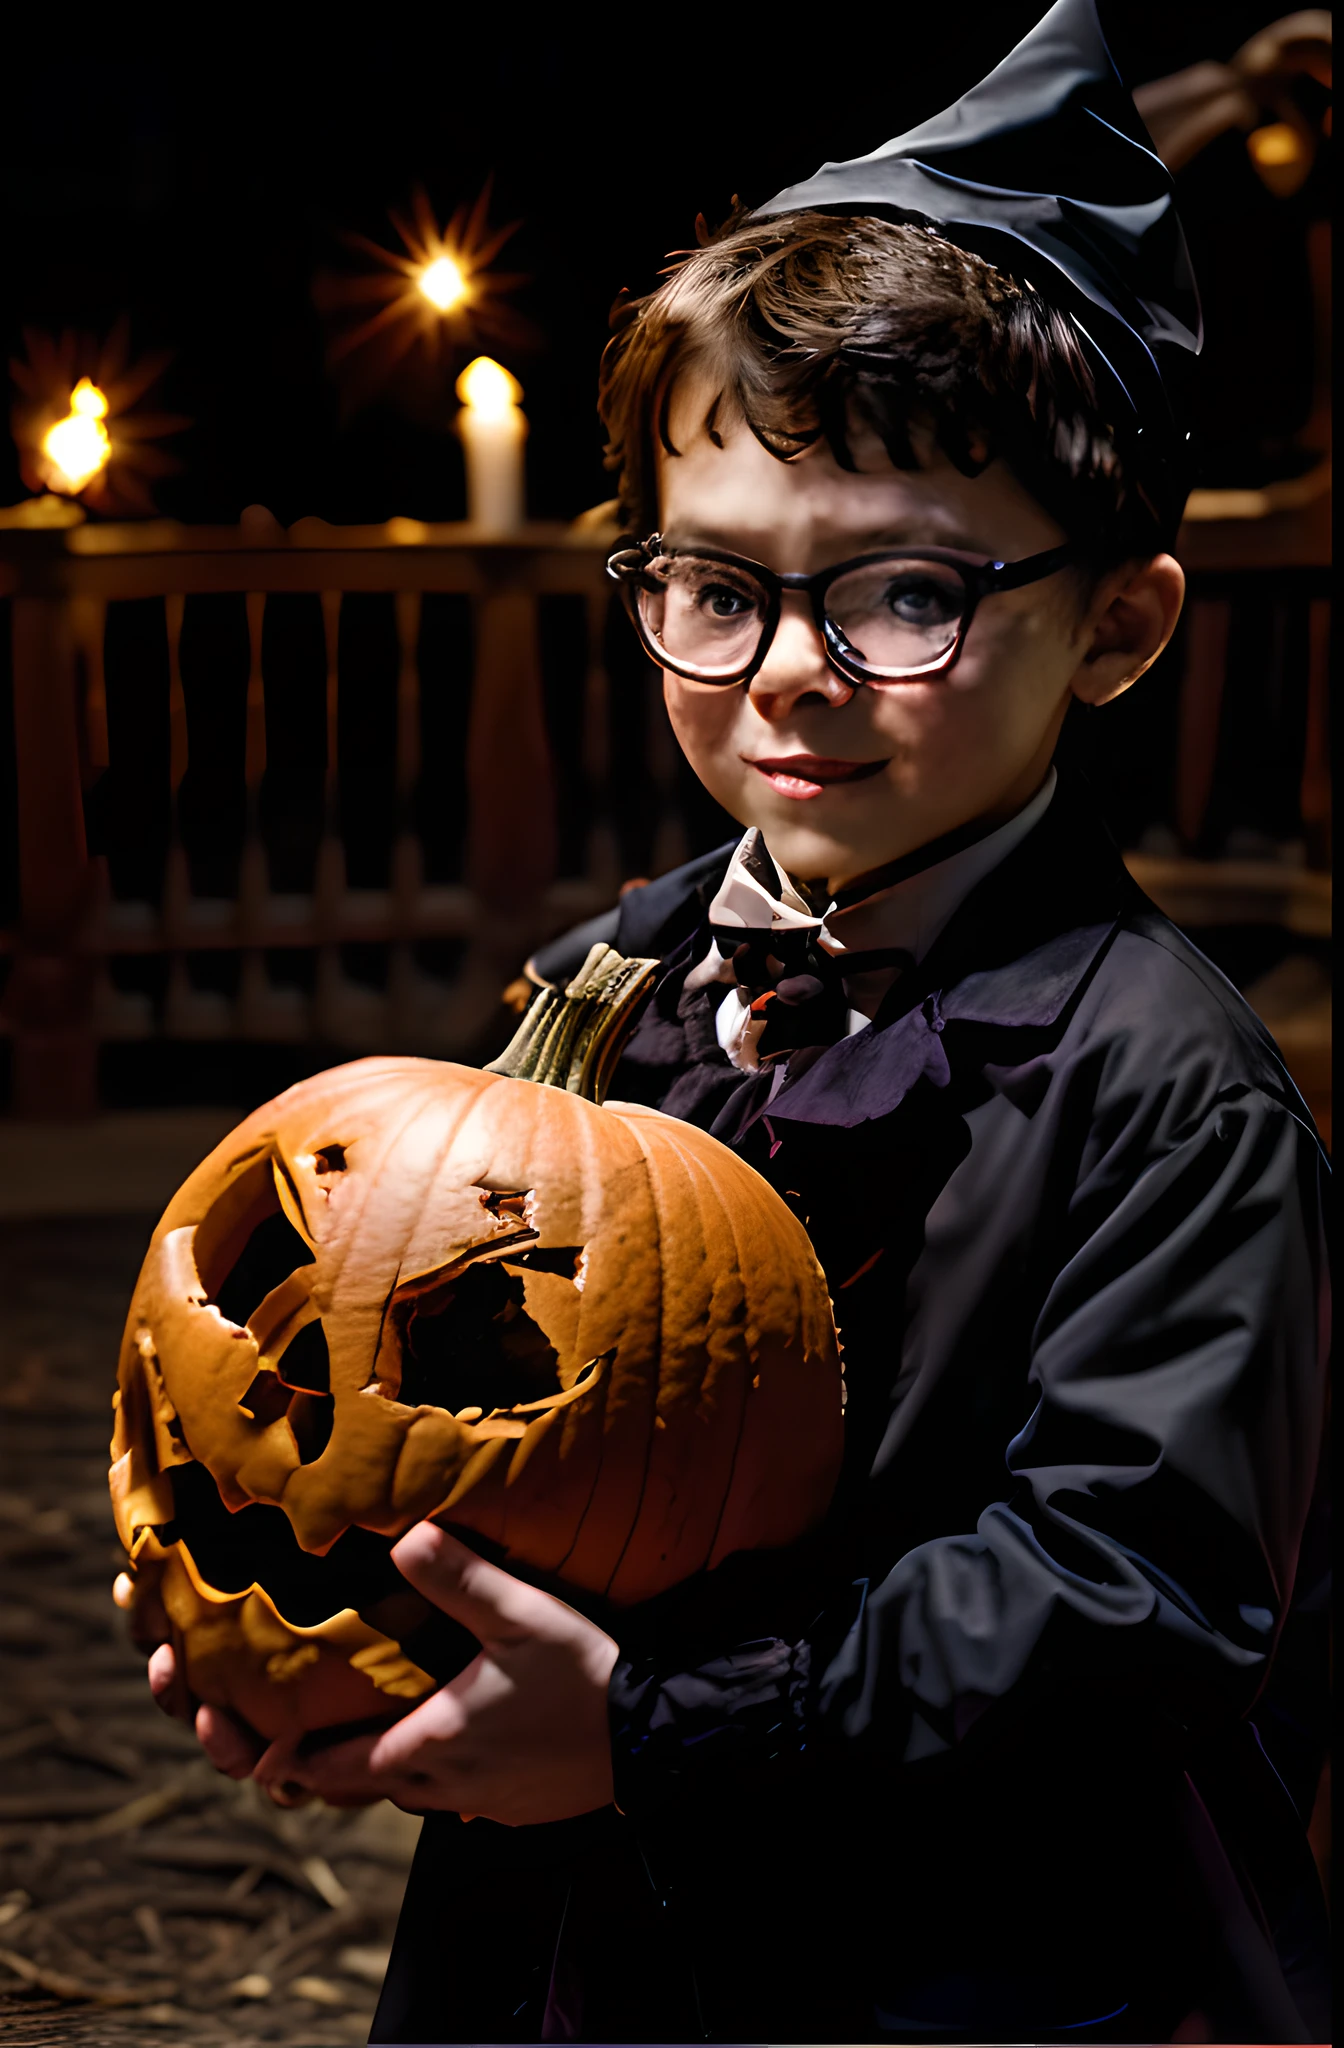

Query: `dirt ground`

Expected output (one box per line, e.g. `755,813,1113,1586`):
0,1217,419,2048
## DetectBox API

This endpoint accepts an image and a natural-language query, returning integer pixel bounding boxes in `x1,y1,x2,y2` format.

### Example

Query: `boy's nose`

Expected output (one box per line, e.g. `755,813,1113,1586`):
746,594,857,719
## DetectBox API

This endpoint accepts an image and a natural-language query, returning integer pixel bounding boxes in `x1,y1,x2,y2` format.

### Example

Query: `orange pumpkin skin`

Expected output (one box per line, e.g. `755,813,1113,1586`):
110,1057,843,1737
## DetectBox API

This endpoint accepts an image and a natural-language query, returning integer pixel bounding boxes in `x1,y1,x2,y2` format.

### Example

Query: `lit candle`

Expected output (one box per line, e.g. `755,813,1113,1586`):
40,378,111,495
455,356,527,532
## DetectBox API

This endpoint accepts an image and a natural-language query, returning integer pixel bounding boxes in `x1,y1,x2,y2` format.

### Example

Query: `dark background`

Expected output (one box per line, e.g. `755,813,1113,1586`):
0,2,1330,1113
0,23,1327,2034
0,3,1328,528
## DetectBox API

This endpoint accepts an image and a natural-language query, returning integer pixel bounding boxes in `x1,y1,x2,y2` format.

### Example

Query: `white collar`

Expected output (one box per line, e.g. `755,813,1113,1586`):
707,767,1058,967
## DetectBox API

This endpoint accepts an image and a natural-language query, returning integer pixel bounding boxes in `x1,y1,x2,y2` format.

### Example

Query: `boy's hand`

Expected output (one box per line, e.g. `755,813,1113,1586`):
252,1525,620,1825
146,1525,621,1824
147,1644,310,1798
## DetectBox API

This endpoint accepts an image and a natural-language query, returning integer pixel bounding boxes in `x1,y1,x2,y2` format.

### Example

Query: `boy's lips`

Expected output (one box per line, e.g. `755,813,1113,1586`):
746,754,889,799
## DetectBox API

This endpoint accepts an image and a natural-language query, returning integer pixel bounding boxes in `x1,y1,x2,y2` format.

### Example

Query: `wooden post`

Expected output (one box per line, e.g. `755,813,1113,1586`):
582,588,620,898
466,584,556,917
447,578,558,1050
5,590,98,1116
388,588,425,1039
1300,598,1332,869
1174,597,1231,851
234,507,308,1042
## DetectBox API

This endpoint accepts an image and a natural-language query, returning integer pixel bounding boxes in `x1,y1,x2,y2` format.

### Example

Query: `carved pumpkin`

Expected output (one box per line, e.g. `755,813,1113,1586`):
110,1025,843,1745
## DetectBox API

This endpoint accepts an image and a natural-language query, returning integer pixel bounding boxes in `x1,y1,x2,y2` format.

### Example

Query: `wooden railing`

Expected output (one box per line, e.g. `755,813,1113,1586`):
0,509,666,1113
0,485,1331,1120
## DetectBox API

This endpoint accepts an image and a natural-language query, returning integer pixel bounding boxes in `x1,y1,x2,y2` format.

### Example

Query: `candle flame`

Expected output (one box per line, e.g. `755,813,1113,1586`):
41,378,113,494
71,377,110,418
456,355,523,420
11,324,185,514
419,255,468,311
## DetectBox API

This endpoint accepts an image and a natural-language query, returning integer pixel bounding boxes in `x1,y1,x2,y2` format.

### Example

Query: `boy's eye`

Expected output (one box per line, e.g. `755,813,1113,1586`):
698,582,756,618
878,574,963,626
667,562,767,623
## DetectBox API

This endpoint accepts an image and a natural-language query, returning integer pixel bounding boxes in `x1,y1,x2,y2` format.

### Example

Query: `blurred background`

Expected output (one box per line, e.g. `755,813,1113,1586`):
0,5,1330,2042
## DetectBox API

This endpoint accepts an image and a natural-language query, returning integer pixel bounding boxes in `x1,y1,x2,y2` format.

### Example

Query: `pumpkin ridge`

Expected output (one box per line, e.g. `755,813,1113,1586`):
493,1350,612,1579
610,1110,841,1584
648,1115,783,1350
680,1140,763,1579
643,1122,756,1589
645,1110,830,1354
548,1137,663,1590
545,1333,637,1590
598,1112,720,1595
308,1071,484,1305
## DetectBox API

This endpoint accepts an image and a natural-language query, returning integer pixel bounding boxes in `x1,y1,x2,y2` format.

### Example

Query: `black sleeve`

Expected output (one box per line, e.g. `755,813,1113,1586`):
527,909,622,988
608,1088,1330,1814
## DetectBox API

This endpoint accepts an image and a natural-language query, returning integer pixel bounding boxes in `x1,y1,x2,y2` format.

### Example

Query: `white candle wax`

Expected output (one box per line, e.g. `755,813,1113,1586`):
456,356,528,532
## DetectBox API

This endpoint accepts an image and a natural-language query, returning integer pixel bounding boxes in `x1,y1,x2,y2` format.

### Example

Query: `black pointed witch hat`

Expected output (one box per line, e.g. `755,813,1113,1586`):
753,0,1201,538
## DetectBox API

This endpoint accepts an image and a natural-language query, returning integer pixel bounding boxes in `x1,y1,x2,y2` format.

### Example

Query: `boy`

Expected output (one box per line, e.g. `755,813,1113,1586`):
156,2,1330,2040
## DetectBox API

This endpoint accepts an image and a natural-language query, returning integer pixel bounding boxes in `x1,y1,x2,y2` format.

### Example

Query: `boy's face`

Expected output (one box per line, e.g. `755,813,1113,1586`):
654,376,1148,891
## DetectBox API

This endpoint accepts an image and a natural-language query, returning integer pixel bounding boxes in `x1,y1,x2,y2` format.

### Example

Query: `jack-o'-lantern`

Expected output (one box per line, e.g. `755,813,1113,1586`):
110,948,843,1747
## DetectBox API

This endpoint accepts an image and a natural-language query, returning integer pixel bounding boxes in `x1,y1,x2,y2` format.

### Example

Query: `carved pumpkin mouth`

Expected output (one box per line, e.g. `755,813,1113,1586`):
154,1162,606,1656
161,1463,479,1683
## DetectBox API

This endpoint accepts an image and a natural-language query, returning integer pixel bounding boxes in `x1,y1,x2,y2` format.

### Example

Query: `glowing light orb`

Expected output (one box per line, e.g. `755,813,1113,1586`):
419,255,468,311
41,378,112,494
1247,123,1303,168
456,355,523,420
1246,121,1313,198
316,184,527,400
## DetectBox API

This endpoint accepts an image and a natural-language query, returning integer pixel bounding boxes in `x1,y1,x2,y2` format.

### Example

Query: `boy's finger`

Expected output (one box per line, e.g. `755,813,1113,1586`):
195,1703,263,1779
390,1523,548,1642
292,1731,382,1785
147,1642,176,1700
256,1730,383,1803
367,1686,469,1777
146,1629,198,1722
146,1642,194,1723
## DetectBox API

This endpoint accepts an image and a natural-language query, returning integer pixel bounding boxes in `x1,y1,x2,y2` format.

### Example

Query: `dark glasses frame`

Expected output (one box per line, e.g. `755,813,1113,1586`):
606,532,1078,687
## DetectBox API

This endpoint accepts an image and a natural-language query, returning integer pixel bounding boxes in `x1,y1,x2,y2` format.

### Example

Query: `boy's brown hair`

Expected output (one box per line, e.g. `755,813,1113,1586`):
598,209,1166,564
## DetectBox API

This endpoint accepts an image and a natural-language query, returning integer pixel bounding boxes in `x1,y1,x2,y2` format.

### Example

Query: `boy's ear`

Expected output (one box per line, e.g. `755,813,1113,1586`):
1070,554,1185,708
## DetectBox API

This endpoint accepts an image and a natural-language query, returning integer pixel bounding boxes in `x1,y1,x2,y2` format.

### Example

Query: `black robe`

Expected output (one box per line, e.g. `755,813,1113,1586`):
372,775,1330,2046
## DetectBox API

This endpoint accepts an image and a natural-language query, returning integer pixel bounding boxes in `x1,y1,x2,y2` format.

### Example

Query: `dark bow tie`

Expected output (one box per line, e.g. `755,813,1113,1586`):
708,925,913,1056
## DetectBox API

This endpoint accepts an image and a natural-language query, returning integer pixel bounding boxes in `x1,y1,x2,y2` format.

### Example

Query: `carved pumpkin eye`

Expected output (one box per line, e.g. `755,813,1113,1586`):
398,1261,561,1414
213,1210,313,1330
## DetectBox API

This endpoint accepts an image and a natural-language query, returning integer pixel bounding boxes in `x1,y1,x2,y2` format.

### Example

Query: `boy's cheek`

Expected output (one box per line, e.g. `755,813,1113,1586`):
662,644,1069,860
663,678,753,805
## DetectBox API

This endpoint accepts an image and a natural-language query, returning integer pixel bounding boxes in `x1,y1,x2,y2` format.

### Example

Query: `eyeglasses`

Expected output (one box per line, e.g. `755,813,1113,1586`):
606,533,1077,688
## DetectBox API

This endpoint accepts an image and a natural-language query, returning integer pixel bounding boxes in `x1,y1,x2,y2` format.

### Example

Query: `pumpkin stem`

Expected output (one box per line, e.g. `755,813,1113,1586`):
484,944,660,1104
